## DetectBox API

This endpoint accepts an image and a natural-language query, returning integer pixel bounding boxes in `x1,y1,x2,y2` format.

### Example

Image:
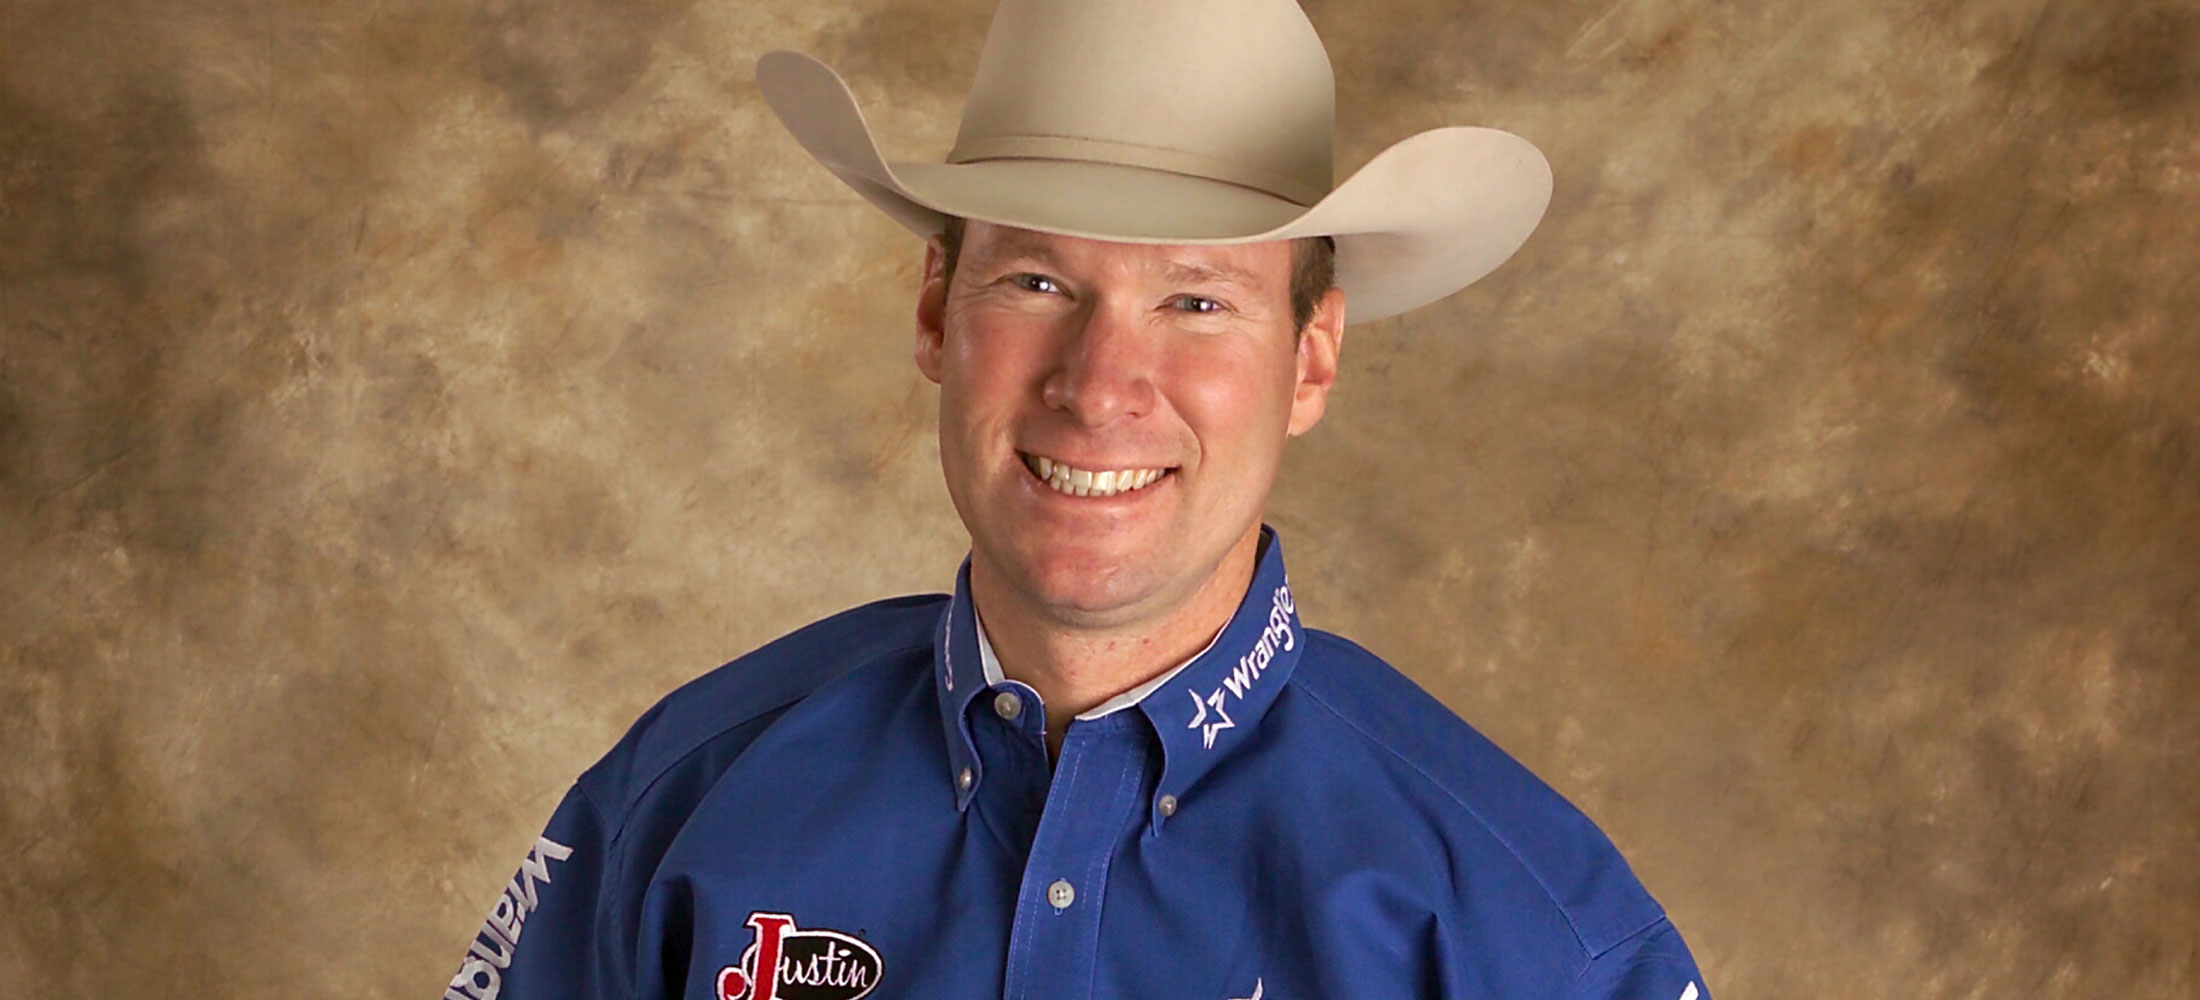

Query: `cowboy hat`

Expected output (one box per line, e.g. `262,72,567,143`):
756,0,1551,322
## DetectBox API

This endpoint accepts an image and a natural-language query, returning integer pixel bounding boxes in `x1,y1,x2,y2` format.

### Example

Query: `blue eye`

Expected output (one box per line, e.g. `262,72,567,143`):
1171,295,1226,314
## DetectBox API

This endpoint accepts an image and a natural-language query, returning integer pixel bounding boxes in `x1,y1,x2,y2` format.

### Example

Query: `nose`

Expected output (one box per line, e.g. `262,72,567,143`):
1041,300,1157,426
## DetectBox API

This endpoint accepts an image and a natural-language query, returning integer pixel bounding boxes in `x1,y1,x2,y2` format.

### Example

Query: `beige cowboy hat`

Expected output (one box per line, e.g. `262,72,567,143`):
757,0,1551,322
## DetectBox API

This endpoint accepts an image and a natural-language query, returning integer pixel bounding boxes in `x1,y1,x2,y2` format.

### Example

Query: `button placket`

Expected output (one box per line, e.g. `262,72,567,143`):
1001,718,1145,1000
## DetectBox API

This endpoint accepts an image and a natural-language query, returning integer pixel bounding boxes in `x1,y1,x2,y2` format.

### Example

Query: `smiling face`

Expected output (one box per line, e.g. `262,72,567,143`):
915,221,1344,635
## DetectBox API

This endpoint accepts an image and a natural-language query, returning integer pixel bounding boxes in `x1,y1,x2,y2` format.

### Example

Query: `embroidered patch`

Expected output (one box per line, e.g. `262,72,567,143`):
715,911,883,1000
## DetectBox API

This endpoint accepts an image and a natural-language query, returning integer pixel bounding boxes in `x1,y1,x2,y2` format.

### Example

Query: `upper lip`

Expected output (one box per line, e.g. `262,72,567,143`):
1017,449,1177,471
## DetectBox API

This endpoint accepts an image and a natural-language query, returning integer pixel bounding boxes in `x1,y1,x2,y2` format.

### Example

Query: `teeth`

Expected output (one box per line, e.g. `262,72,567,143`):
1022,453,1170,498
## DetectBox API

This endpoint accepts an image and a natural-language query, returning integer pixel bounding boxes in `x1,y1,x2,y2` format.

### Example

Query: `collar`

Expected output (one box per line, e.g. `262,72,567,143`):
933,526,1306,821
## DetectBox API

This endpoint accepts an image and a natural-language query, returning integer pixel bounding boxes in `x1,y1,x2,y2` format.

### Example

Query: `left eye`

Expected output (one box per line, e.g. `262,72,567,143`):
1011,273,1064,294
1170,295,1226,314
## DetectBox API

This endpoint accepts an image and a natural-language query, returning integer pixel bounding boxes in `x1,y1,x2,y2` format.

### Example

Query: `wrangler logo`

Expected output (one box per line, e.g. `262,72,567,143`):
1188,582,1295,749
447,836,575,1000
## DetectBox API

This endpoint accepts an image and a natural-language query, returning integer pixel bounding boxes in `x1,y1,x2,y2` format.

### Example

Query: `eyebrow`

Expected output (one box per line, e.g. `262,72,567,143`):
969,230,1068,269
1159,259,1263,289
968,231,1267,290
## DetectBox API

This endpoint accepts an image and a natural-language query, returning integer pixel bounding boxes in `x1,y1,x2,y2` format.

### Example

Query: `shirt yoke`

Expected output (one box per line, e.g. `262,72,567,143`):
1288,628,1669,960
573,593,949,835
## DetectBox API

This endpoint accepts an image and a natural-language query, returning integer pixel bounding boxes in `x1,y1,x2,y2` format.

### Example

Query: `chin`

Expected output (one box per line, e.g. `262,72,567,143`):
1003,542,1173,624
1025,549,1145,606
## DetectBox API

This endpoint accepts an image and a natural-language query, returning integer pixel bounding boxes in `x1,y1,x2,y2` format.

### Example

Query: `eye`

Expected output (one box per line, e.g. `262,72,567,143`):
1010,273,1064,295
1168,294,1228,315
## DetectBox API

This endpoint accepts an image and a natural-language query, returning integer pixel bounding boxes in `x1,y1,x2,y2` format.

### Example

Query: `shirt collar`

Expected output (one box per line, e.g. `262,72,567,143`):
932,526,1306,817
932,565,989,811
1134,526,1302,817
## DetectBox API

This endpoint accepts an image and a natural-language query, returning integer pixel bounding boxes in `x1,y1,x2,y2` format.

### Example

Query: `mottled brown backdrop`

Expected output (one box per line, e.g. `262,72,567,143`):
3,0,2195,996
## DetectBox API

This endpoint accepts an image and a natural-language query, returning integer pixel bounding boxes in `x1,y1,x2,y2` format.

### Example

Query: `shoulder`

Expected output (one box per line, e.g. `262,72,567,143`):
572,594,946,836
1285,628,1669,960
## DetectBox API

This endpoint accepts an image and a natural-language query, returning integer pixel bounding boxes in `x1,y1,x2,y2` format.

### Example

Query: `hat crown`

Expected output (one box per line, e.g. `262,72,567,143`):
948,0,1337,206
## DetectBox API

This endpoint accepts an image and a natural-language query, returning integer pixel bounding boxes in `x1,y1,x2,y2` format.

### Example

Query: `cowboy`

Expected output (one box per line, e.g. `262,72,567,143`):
450,2,1710,998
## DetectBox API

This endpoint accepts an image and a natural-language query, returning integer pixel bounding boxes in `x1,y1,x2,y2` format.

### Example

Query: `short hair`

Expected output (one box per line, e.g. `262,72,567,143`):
937,216,1336,334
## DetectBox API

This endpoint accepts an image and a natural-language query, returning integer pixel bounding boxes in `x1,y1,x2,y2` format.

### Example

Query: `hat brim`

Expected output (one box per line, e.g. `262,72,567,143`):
757,50,1552,322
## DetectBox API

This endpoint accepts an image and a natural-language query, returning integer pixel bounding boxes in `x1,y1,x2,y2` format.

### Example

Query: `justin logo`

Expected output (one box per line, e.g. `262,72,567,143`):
715,911,883,1000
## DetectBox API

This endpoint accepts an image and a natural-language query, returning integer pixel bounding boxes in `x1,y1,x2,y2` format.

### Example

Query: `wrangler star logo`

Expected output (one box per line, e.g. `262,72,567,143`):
1187,687,1234,749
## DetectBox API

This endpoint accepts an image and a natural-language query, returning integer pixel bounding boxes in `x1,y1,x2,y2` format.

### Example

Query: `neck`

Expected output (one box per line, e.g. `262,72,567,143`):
969,527,1262,757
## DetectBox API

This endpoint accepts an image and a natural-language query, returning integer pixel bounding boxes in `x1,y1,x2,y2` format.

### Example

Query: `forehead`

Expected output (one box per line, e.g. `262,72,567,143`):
959,221,1294,288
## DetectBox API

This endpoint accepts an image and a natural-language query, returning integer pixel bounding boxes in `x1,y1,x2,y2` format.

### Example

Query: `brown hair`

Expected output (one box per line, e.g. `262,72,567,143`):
937,216,1336,333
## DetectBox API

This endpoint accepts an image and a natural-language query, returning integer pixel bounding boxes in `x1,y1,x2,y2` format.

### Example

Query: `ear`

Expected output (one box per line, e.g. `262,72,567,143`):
915,233,950,385
1286,286,1346,437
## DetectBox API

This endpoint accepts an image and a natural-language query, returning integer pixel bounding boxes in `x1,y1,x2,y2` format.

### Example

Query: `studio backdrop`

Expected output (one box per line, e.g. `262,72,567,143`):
2,0,2194,996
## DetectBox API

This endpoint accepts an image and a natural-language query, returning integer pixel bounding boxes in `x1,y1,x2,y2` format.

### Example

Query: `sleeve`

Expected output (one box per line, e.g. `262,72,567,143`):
1566,920,1711,1000
445,785,618,1000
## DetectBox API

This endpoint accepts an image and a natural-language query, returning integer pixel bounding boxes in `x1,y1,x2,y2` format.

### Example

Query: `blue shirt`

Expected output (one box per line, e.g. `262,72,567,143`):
449,529,1710,1000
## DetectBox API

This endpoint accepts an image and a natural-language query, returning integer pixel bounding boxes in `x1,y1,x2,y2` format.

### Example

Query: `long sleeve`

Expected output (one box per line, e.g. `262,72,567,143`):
1566,920,1710,1000
446,785,615,1000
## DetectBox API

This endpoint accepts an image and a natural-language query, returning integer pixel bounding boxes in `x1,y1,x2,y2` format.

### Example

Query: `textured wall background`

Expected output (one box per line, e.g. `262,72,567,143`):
3,0,2195,996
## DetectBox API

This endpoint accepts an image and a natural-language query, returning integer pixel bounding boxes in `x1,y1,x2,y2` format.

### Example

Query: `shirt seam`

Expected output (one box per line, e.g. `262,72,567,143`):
1562,916,1680,999
595,639,936,849
590,637,933,1000
1011,742,1089,1000
1080,736,1144,999
554,784,624,1000
1288,661,1599,961
569,779,609,832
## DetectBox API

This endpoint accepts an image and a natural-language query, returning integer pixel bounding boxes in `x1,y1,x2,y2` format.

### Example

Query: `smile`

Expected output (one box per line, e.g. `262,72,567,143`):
1020,453,1174,498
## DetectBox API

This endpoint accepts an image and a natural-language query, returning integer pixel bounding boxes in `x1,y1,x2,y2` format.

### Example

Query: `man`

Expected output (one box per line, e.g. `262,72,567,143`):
449,2,1710,998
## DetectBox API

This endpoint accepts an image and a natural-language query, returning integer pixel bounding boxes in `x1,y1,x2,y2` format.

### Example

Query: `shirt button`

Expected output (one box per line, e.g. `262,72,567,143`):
957,767,974,791
1158,794,1179,817
992,690,1023,720
1046,879,1076,910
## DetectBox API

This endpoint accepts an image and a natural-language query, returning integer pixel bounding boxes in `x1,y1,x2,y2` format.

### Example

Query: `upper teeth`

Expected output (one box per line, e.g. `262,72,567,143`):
1025,454,1169,497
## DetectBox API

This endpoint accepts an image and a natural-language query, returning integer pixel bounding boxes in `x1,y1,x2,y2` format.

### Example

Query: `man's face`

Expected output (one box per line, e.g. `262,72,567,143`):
914,221,1344,632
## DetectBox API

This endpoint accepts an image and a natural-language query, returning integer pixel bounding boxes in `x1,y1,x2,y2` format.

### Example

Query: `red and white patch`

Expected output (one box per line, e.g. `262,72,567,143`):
716,911,883,1000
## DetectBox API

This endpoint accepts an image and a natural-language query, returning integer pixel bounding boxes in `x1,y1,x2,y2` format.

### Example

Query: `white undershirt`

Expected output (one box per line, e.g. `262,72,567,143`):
973,610,1227,721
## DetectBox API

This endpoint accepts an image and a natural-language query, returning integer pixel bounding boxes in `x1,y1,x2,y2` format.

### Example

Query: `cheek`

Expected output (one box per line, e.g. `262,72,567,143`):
943,311,1049,387
938,319,1049,444
1170,346,1299,453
